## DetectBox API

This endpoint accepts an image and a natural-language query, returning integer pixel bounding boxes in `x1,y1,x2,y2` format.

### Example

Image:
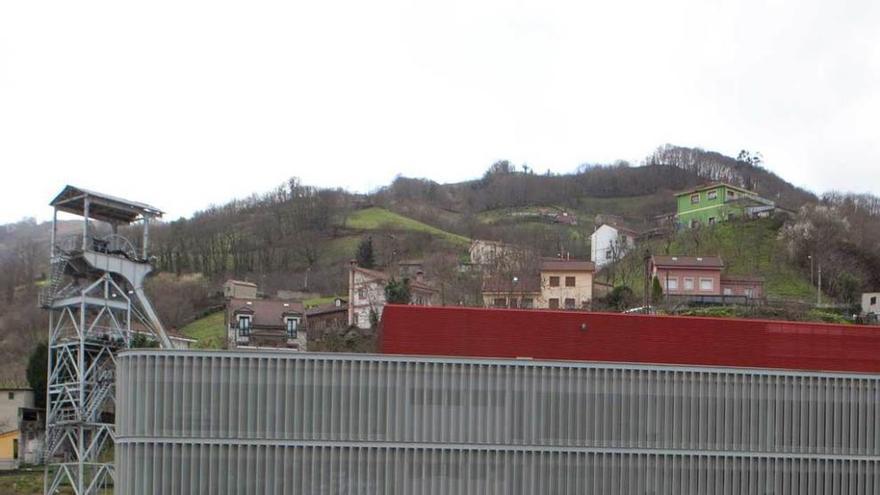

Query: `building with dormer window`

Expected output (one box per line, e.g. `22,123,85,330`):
225,298,307,351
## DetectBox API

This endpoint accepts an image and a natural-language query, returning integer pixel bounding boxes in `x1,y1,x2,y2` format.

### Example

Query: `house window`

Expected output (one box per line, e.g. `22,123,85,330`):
521,298,534,309
605,248,613,259
699,278,714,291
564,298,576,309
285,317,299,338
357,288,365,299
548,298,559,309
871,296,877,305
549,276,560,287
690,194,700,204
666,277,678,290
684,278,695,291
7,392,13,400
723,288,733,296
707,190,718,200
493,298,507,308
237,315,252,336
565,276,576,287
708,217,716,225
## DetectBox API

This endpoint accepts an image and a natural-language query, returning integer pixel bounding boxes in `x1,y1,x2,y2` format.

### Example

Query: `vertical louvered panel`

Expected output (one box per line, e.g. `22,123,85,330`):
116,351,880,494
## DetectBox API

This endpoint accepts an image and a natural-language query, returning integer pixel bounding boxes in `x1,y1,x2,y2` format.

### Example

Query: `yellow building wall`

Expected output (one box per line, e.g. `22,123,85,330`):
540,271,594,308
0,430,19,460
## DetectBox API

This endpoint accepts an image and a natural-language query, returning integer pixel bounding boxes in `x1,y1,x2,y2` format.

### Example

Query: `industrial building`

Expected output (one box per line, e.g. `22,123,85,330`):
117,307,880,495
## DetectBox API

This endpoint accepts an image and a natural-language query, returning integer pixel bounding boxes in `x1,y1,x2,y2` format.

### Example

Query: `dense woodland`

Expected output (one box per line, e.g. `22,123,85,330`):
1,144,879,381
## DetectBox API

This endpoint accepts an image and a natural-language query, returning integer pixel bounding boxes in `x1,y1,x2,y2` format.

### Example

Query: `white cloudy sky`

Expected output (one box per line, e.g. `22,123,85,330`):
1,0,878,223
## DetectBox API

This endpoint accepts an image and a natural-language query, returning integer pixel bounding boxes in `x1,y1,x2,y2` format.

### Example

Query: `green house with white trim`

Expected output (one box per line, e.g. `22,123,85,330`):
675,183,775,229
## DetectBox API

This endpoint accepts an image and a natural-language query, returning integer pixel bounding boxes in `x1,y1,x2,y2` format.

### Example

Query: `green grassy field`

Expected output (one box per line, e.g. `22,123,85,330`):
179,311,226,349
0,469,77,495
346,207,470,245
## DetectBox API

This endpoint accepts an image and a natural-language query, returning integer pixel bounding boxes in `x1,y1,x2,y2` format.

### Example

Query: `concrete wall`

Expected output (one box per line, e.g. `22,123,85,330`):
116,350,880,494
864,293,880,315
0,390,33,433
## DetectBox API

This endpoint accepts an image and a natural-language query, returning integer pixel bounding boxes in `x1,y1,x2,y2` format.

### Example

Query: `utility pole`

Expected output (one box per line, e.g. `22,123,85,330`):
643,249,651,312
809,255,813,286
817,262,822,307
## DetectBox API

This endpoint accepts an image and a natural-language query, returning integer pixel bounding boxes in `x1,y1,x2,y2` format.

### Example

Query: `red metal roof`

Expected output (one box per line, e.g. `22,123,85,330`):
380,305,880,374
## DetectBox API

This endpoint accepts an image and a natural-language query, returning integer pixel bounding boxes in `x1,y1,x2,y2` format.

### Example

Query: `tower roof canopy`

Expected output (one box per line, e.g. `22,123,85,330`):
50,185,164,224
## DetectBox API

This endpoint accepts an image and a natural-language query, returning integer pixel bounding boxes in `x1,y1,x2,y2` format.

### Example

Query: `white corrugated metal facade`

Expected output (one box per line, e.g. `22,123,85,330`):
116,350,880,494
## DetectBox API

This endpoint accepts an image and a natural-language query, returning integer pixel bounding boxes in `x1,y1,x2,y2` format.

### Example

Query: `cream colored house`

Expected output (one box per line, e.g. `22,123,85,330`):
539,258,595,309
482,258,595,310
223,279,258,299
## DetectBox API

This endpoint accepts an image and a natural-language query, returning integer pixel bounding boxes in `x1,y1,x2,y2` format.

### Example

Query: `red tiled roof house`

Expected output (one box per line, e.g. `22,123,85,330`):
650,255,724,296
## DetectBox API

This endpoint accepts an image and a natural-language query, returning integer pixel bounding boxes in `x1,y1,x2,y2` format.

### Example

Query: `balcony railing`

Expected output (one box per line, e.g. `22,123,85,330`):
54,233,143,261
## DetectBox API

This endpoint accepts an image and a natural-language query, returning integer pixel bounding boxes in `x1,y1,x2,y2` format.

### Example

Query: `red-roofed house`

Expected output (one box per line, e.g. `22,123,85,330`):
650,255,764,301
650,255,725,296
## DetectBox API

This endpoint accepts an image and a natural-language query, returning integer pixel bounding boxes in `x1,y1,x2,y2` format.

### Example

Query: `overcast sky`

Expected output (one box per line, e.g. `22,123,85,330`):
1,0,878,224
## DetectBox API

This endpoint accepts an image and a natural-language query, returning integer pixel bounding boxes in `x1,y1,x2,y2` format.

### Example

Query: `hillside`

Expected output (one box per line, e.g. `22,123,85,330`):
602,217,814,302
1,144,879,382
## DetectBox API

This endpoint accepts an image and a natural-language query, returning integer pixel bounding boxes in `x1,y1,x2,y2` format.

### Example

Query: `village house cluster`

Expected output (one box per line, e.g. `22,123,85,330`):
210,181,879,355
214,182,784,353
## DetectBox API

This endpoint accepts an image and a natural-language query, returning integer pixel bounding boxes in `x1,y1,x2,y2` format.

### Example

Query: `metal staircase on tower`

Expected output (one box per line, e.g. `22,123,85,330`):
42,186,171,495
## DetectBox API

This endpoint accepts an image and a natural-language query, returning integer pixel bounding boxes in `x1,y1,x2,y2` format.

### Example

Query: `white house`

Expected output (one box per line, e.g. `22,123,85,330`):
590,224,637,269
347,261,437,329
863,293,880,317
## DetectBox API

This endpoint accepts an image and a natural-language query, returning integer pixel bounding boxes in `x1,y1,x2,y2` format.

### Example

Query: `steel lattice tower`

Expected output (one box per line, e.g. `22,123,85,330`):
42,186,171,495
